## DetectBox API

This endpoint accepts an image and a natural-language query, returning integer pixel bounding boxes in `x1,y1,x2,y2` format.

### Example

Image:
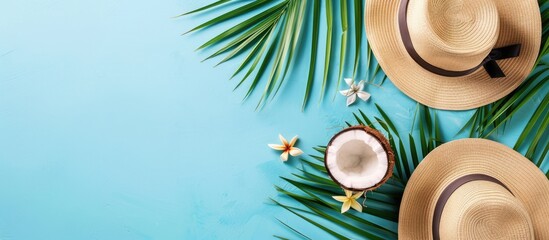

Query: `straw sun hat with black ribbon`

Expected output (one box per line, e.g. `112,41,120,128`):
366,0,541,110
399,139,549,239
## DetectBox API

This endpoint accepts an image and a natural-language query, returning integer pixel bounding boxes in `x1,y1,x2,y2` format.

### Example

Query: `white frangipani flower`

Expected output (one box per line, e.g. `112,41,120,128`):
339,78,371,106
268,134,303,162
332,189,364,213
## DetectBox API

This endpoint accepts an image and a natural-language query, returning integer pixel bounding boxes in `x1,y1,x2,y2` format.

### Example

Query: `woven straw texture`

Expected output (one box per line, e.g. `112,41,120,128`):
366,0,541,110
398,139,549,239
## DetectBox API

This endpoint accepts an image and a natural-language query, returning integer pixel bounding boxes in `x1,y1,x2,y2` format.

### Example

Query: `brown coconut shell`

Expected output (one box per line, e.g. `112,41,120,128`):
324,125,395,192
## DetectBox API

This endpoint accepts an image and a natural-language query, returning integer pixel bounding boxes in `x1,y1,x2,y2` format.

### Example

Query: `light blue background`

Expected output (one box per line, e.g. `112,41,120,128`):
0,0,545,239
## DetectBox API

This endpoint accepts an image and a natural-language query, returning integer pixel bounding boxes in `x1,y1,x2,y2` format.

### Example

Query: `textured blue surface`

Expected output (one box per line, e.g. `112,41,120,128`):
0,0,545,239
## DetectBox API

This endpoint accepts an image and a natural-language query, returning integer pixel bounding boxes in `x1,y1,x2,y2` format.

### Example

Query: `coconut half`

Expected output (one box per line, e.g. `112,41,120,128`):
325,126,395,191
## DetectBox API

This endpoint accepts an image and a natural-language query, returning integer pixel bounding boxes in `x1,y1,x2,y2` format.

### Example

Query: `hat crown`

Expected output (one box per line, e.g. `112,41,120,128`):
440,181,534,239
407,0,500,71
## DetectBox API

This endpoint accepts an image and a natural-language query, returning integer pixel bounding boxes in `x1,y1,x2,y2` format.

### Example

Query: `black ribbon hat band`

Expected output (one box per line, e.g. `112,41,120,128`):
398,0,522,78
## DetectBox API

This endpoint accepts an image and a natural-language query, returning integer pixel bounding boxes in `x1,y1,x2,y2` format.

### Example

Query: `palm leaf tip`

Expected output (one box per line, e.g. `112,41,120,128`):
302,0,321,111
176,0,232,17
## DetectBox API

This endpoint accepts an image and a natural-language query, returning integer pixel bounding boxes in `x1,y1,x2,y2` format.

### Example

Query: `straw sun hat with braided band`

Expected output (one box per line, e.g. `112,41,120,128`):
399,139,549,239
366,0,541,110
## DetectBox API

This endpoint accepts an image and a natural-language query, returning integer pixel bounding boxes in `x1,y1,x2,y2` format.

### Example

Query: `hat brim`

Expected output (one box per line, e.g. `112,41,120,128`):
398,139,549,239
366,0,541,110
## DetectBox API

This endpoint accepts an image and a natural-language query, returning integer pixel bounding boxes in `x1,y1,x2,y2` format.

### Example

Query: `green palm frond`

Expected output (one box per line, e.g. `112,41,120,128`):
273,105,441,239
335,0,349,100
460,0,549,167
275,103,547,239
182,0,381,110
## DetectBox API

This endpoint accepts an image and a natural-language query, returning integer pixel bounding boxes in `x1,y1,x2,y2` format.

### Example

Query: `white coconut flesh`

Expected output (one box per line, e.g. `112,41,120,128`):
326,129,389,190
